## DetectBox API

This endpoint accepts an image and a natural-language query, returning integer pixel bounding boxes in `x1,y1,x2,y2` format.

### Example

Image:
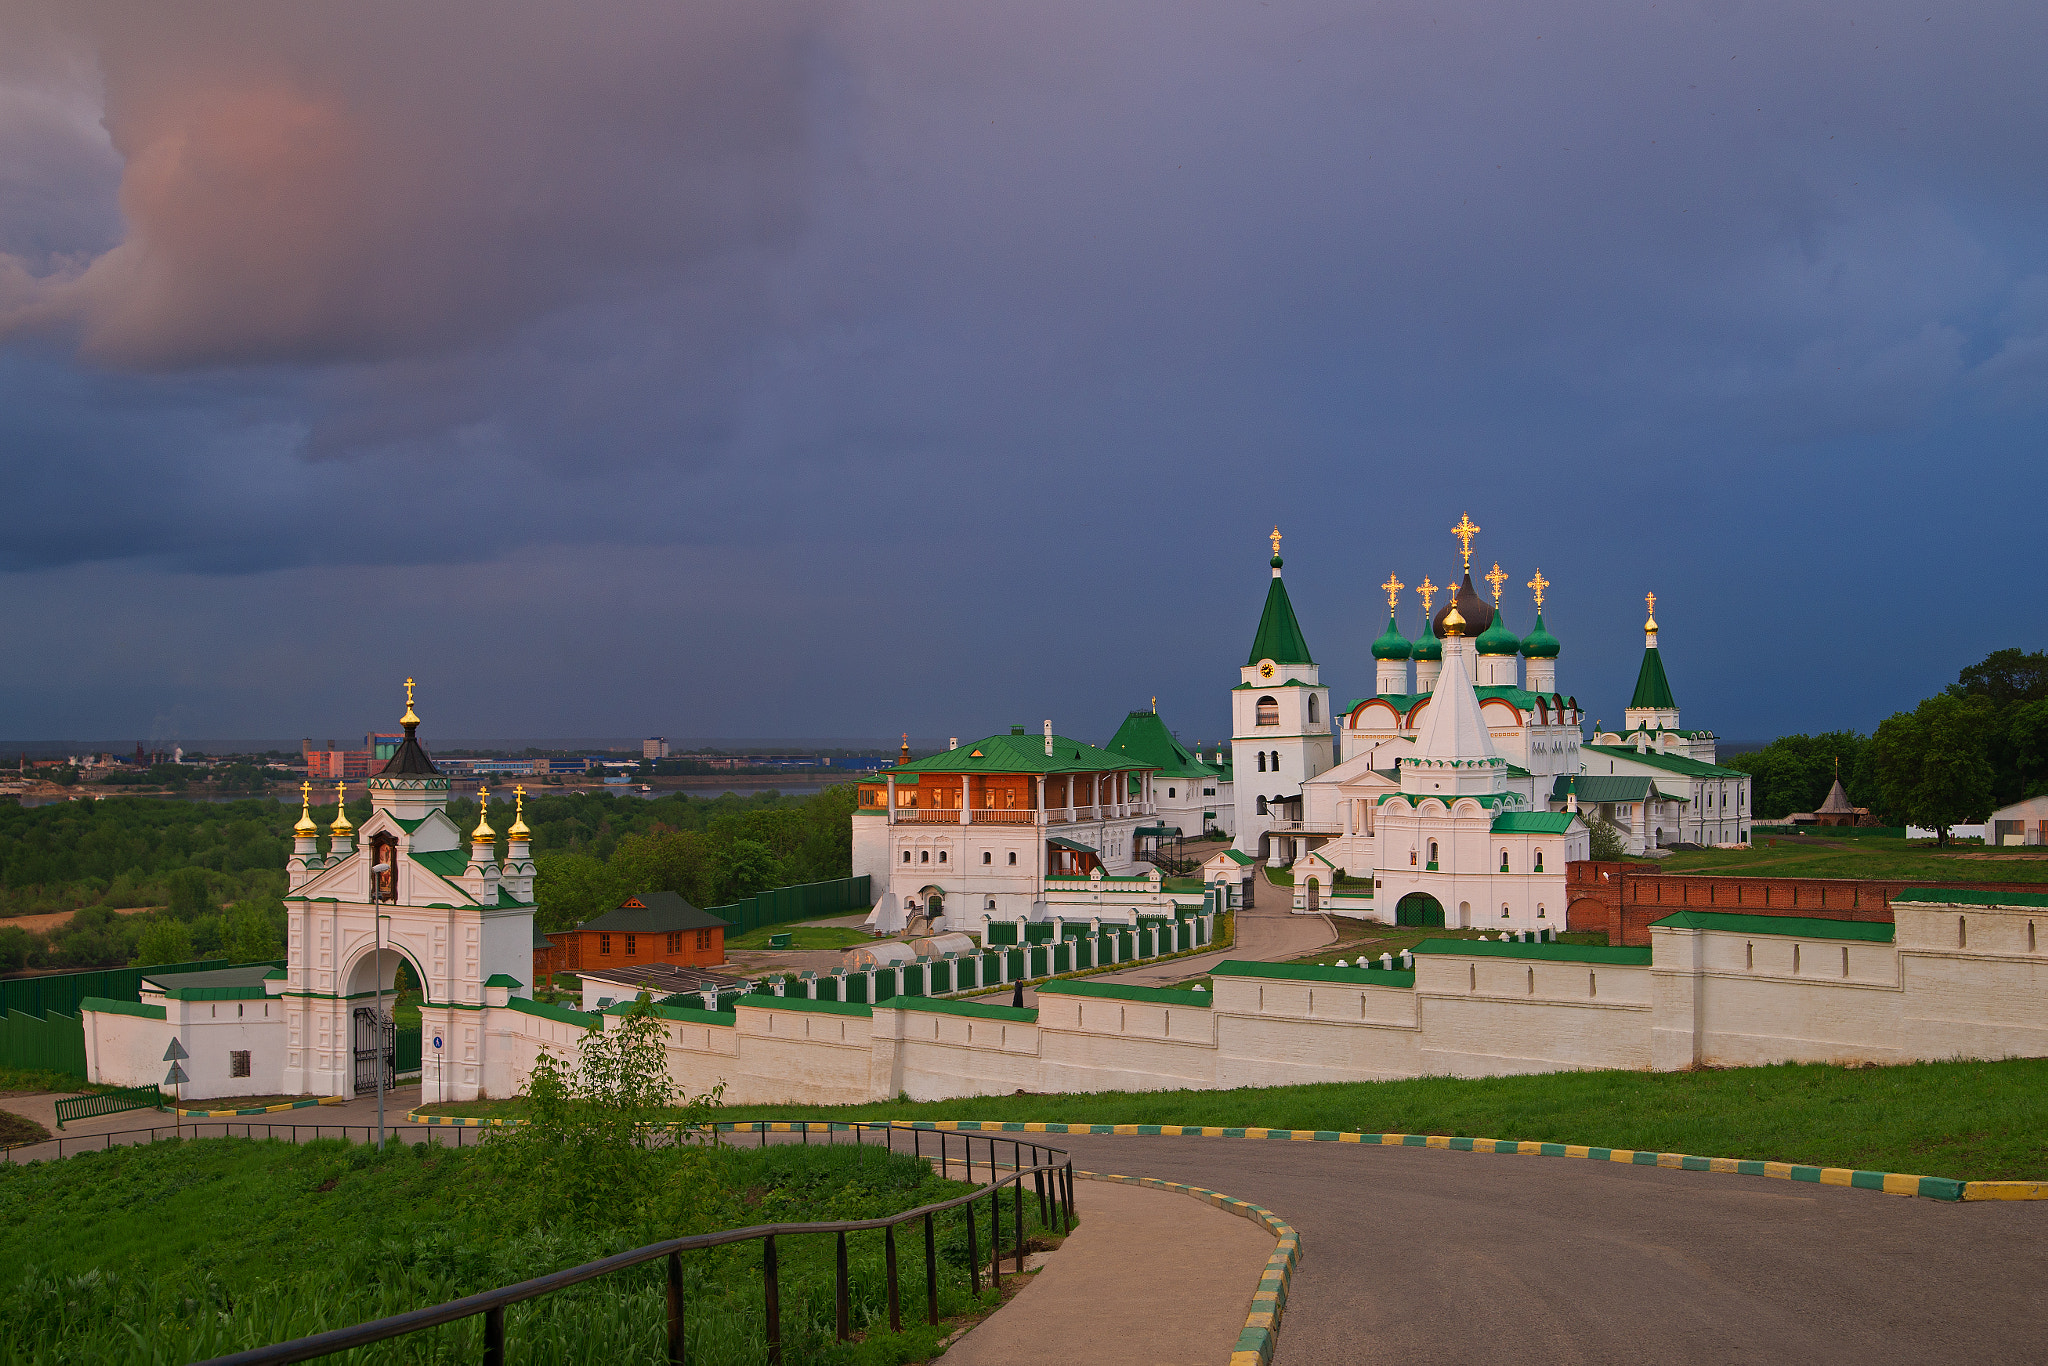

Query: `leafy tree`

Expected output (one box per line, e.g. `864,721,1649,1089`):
1583,815,1628,862
224,899,281,961
134,915,195,966
533,852,625,933
712,837,784,904
0,925,34,972
1868,694,1996,844
1724,731,1871,819
607,828,716,908
1952,648,2048,707
165,867,213,917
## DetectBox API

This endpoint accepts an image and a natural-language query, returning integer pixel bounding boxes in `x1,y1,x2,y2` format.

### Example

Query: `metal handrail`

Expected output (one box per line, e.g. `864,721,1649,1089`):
147,1120,1073,1366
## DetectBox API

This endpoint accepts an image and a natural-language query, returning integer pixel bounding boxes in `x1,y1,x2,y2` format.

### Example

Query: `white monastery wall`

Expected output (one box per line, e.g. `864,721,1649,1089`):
1416,956,1651,1077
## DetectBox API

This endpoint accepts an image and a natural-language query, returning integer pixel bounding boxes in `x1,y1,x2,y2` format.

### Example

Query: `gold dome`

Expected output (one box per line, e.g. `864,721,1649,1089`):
506,784,531,842
293,782,319,838
329,780,354,836
400,675,421,728
471,784,496,843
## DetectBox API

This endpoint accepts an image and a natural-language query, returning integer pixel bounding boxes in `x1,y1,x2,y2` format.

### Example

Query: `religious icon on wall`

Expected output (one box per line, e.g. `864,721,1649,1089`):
370,833,399,903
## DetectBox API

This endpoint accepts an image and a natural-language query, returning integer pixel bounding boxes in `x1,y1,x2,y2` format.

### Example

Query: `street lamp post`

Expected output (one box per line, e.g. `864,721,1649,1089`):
375,913,392,1151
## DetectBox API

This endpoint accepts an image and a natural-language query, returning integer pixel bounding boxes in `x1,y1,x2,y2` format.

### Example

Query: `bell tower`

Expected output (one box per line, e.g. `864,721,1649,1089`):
1231,528,1332,862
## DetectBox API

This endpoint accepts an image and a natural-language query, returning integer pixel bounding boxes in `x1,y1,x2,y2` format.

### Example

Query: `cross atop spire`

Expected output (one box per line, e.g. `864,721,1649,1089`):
400,676,420,728
1418,576,1438,615
1527,569,1549,609
1451,513,1480,570
1270,525,1282,559
1644,591,1657,629
1485,561,1508,606
1381,572,1404,611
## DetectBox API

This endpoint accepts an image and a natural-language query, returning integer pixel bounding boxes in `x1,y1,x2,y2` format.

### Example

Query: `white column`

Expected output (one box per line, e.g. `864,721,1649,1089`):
886,774,897,825
959,774,971,825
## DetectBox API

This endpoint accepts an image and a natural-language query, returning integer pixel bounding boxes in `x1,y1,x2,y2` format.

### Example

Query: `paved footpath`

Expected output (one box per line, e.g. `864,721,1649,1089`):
940,1177,1275,1365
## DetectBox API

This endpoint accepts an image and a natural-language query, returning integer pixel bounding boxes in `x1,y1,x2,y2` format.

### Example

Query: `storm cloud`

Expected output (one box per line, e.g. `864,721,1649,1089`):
1,0,2045,742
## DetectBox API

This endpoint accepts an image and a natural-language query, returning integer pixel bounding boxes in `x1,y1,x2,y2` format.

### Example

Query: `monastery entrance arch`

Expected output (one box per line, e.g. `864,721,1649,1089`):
342,943,428,1097
1395,893,1444,928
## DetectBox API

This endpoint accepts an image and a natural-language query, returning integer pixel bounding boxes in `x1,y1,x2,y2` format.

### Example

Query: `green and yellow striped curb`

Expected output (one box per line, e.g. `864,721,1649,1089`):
882,1119,2015,1202
406,1109,518,1127
1074,1171,1296,1366
176,1095,346,1118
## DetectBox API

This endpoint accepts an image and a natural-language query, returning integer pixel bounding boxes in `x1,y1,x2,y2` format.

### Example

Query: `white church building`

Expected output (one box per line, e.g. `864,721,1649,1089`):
1230,518,1751,927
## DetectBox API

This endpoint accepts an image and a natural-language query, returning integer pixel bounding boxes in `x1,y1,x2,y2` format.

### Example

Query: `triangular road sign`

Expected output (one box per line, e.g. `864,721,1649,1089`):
163,1038,188,1061
164,1061,188,1086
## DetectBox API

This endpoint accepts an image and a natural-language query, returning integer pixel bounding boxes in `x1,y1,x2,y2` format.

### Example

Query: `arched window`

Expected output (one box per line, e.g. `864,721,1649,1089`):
1537,903,1546,918
1255,696,1279,727
1534,849,1544,872
987,898,997,910
1499,849,1510,872
1270,751,1280,770
902,850,911,863
938,850,947,863
920,850,929,863
1256,796,1269,815
1307,695,1319,724
1167,787,1176,799
1007,851,1017,865
1427,840,1438,865
983,851,992,864
1257,752,1266,773
1501,904,1511,918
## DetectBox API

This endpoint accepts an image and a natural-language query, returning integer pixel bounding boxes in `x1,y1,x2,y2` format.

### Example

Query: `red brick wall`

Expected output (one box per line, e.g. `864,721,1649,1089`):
1564,861,2048,946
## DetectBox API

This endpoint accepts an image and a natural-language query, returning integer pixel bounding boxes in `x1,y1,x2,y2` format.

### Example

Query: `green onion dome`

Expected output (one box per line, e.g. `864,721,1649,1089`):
1371,612,1412,660
1475,608,1521,656
1412,616,1442,662
1520,611,1560,659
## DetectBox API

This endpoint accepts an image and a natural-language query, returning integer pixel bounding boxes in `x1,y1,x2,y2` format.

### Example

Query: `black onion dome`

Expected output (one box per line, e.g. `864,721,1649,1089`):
1432,572,1495,639
380,716,440,775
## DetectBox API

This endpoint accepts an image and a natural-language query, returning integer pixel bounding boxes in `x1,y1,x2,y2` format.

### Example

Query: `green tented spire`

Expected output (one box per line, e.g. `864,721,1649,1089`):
1630,645,1677,711
1246,554,1314,667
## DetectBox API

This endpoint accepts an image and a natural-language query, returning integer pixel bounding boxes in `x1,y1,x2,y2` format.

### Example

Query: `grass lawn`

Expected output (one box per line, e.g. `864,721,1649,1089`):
0,1066,116,1095
727,924,877,951
0,1133,1053,1364
425,1058,2048,1181
1659,833,2048,883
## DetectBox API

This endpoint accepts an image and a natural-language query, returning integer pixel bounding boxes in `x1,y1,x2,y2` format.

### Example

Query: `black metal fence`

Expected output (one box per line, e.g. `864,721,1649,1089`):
181,1122,1069,1366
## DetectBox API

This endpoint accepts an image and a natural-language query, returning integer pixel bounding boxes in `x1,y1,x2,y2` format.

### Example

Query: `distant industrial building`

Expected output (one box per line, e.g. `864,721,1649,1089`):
643,737,671,759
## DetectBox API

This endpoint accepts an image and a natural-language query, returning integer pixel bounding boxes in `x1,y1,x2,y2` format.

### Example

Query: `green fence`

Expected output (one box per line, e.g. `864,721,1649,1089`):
1,1009,86,1077
704,876,872,935
0,959,283,1021
396,1026,422,1075
53,1085,165,1129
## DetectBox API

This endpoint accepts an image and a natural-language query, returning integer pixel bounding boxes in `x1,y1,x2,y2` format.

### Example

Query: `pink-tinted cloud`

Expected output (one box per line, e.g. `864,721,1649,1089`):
0,0,816,368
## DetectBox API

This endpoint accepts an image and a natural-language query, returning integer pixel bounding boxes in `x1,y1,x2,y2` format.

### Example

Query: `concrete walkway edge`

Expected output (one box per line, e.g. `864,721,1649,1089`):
1076,1170,1300,1366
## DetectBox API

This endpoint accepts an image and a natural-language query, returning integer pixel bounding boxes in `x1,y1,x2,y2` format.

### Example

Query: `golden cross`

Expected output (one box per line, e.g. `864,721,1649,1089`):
1485,561,1508,605
300,781,311,805
514,784,526,820
1418,576,1438,614
1269,526,1282,558
1381,572,1404,611
404,677,415,707
1527,569,1548,609
334,780,346,805
1451,513,1480,569
1645,590,1657,617
477,782,489,803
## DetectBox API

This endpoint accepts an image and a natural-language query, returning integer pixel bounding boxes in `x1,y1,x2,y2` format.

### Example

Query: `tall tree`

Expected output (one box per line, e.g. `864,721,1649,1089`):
1868,694,1996,844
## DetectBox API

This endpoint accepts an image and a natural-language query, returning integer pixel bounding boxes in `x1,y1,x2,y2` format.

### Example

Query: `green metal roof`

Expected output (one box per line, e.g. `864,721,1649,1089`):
1371,611,1412,661
1246,573,1314,667
484,973,523,988
1412,938,1653,965
1037,978,1211,1006
1548,774,1689,804
879,996,1038,1023
1104,710,1223,779
1890,887,2048,908
1475,607,1521,656
579,891,731,934
894,729,1150,776
1490,812,1576,834
1585,744,1746,779
1629,646,1678,711
1649,911,1895,942
1046,837,1098,854
1520,611,1560,659
1212,959,1415,987
409,848,470,879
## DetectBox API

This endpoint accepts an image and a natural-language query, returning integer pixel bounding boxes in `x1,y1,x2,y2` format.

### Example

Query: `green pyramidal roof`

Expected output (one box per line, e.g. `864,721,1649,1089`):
1105,710,1222,779
1246,565,1314,667
1629,646,1677,711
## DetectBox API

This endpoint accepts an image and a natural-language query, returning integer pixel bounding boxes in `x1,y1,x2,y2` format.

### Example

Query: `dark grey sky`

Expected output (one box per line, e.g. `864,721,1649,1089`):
2,0,2043,749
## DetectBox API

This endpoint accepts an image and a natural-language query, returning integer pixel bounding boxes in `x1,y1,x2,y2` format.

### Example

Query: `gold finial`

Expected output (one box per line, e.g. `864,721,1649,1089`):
1527,569,1549,609
294,782,318,838
1644,590,1658,632
1418,576,1438,615
330,780,353,836
400,676,421,728
1151,696,1157,713
1485,561,1508,606
508,784,530,841
1451,513,1480,570
471,783,495,842
1269,526,1282,559
1381,572,1404,612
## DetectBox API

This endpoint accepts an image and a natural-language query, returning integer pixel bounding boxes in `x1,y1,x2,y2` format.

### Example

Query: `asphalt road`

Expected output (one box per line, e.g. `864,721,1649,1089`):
1045,1131,2048,1366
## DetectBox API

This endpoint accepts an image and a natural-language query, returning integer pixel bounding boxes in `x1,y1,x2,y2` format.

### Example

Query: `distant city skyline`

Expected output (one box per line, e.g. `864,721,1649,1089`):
2,2,2042,744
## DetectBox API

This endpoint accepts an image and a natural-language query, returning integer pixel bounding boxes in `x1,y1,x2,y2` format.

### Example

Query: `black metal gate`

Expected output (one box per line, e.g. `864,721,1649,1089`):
353,1007,395,1095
